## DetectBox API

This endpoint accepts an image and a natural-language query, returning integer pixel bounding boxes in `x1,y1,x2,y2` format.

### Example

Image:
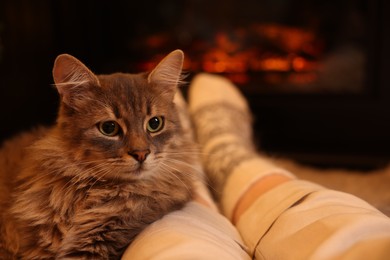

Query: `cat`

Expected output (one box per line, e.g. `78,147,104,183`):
0,50,201,259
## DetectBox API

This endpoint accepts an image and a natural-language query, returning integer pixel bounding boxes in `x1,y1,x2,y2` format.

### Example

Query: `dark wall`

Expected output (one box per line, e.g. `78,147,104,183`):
0,0,135,141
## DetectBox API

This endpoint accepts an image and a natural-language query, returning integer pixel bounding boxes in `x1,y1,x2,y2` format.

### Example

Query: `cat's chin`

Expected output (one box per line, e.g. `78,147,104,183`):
131,164,146,177
115,162,156,180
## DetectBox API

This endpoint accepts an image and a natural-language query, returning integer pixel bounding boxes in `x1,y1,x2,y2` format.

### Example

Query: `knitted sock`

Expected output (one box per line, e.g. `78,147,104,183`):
188,73,295,219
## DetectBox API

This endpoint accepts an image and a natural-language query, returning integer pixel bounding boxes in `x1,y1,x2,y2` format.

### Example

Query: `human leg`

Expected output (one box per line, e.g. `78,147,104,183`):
189,73,390,259
188,73,296,221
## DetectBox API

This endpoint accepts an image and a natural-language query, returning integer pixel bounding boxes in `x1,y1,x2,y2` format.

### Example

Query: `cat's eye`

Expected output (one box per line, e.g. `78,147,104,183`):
147,116,164,133
98,121,120,136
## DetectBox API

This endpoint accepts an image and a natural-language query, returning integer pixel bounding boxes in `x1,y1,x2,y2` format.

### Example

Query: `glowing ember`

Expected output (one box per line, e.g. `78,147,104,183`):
135,23,324,87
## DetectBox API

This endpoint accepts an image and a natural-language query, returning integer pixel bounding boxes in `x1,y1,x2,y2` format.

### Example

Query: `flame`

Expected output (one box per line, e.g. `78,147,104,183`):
136,23,323,87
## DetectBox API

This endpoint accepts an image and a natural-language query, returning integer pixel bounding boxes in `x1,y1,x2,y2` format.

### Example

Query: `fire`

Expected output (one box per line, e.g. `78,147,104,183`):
136,23,323,87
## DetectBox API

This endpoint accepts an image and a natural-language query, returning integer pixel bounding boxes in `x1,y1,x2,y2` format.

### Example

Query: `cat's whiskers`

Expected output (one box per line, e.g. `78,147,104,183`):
160,147,214,157
162,157,202,173
72,163,109,183
84,167,115,195
161,151,205,156
57,159,121,193
28,156,137,196
15,161,114,204
158,162,191,194
60,164,110,194
76,160,126,182
161,157,216,193
159,147,216,191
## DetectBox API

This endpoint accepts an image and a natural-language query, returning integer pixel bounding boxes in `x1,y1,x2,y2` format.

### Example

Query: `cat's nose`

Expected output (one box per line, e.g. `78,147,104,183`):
128,149,150,163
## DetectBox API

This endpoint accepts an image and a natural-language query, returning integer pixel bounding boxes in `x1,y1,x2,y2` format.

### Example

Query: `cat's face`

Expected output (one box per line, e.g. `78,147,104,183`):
52,50,187,181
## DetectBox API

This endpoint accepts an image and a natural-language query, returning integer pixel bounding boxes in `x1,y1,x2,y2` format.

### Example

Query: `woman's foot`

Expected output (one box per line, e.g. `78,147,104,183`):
188,73,294,220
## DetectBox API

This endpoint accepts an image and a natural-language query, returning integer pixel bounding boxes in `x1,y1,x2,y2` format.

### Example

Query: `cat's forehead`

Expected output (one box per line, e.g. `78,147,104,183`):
97,73,152,103
94,72,164,117
98,72,147,90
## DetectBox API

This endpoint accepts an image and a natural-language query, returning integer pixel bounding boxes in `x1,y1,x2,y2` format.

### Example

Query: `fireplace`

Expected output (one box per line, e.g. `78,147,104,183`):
124,0,369,95
1,0,389,168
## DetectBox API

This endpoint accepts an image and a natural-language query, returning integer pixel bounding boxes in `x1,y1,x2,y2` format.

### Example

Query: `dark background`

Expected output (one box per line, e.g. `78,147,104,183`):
0,0,389,169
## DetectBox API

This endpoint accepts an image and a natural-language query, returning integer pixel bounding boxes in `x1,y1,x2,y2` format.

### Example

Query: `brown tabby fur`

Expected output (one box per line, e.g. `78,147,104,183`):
0,50,199,259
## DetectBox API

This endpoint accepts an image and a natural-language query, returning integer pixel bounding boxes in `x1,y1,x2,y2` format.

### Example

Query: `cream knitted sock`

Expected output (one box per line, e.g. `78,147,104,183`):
188,73,295,219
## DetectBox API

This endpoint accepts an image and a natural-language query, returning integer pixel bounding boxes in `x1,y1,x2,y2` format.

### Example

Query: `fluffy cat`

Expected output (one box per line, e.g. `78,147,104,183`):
0,50,200,259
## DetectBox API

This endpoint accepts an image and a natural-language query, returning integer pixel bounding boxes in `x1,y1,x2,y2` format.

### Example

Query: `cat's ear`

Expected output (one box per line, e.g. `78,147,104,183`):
52,54,99,104
148,50,184,99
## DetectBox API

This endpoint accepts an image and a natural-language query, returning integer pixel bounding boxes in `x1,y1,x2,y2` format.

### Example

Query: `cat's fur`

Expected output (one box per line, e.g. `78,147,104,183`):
0,50,200,259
